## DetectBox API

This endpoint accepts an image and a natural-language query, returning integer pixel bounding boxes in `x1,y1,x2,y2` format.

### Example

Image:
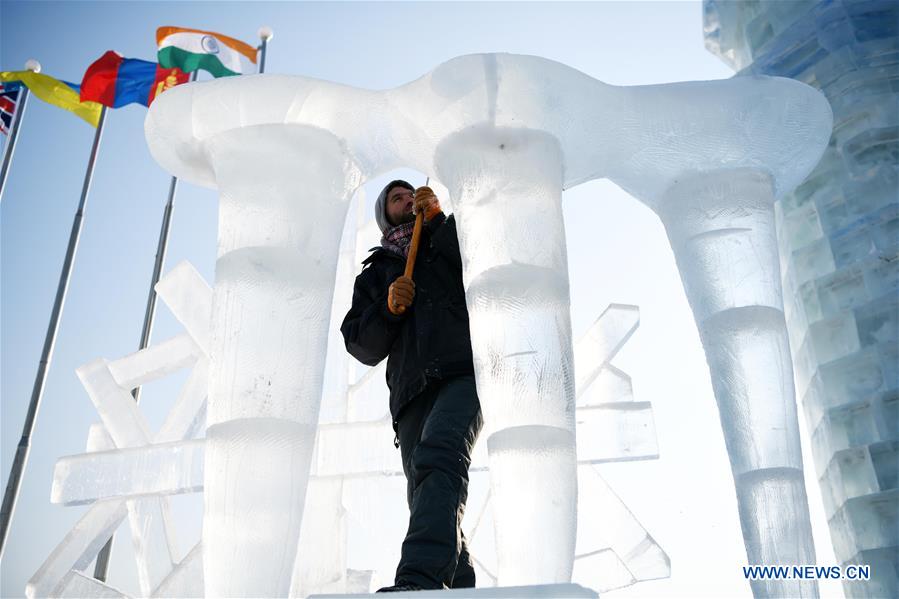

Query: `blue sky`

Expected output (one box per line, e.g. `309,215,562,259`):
1,2,842,598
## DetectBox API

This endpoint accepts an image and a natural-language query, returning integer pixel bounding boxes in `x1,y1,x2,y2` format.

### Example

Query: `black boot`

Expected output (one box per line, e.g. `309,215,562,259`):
376,581,424,593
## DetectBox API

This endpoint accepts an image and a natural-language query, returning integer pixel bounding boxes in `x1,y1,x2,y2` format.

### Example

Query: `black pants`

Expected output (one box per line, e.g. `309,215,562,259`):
394,374,483,590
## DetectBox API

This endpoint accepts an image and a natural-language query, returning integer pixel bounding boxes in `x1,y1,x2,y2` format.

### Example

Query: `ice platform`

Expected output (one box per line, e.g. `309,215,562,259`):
309,583,598,598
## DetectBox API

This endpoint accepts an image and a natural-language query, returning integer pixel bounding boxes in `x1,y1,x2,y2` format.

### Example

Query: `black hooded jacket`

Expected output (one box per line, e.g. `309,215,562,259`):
340,213,475,429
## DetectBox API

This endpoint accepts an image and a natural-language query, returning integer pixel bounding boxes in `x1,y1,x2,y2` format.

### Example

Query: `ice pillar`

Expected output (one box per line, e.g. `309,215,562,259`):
201,124,360,597
435,126,577,585
657,168,817,598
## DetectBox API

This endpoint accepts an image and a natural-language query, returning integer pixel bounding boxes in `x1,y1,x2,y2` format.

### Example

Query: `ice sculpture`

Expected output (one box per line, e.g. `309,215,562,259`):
39,242,666,596
27,263,211,599
141,52,830,597
704,2,899,597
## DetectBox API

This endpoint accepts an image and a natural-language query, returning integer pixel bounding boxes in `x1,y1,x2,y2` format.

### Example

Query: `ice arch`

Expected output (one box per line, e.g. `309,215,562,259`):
145,53,832,598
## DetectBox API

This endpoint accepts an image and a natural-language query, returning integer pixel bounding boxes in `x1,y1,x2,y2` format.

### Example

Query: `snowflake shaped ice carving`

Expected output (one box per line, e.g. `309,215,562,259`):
31,260,669,597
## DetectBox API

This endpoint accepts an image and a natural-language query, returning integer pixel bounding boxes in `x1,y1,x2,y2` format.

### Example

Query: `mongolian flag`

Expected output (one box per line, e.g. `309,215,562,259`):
0,70,101,127
1,80,21,134
157,26,257,77
80,50,189,108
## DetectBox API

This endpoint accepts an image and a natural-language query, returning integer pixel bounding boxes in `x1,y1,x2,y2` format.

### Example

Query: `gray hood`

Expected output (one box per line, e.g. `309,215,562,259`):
374,180,414,235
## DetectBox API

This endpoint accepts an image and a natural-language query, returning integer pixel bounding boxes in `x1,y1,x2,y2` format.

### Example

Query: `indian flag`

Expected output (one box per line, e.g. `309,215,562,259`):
157,26,257,78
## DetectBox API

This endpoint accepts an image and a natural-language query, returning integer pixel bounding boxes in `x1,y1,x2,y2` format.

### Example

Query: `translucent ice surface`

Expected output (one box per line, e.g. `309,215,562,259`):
77,359,153,449
74,361,180,594
153,261,213,354
576,466,669,586
54,571,129,599
52,440,205,505
200,125,362,597
31,263,212,599
488,426,577,584
290,478,347,597
50,224,656,595
575,403,658,462
573,304,639,395
125,496,179,596
658,169,819,597
459,465,669,594
705,2,899,595
107,333,200,391
26,501,128,598
204,418,317,597
152,541,203,598
436,129,578,583
145,53,831,595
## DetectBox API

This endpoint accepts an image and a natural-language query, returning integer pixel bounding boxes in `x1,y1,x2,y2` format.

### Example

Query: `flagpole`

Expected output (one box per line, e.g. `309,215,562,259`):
257,26,273,74
0,104,108,559
0,59,40,203
91,69,200,583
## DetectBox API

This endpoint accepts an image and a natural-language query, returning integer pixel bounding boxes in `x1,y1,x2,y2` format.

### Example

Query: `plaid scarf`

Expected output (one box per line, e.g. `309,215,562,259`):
381,221,416,257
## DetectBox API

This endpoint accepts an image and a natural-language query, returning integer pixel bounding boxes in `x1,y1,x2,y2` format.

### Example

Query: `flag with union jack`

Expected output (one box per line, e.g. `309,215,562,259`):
1,80,22,135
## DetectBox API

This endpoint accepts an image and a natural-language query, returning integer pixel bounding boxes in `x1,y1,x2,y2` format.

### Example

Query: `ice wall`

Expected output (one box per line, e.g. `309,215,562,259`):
601,76,832,598
144,53,831,597
704,2,899,596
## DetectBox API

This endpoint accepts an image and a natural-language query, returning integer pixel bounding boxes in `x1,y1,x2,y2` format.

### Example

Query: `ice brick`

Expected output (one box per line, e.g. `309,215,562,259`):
791,237,836,284
576,465,670,582
574,402,658,463
810,399,880,473
855,293,899,346
154,261,213,354
815,264,869,317
828,489,899,560
52,440,204,505
819,343,892,406
841,546,898,599
107,333,200,391
577,364,634,406
807,310,861,364
125,497,178,596
155,358,209,443
820,446,880,517
26,501,129,599
573,304,639,394
76,359,152,449
869,440,899,494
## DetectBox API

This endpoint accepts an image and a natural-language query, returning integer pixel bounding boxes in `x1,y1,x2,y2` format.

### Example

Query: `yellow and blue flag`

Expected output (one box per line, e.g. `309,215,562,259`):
0,70,102,127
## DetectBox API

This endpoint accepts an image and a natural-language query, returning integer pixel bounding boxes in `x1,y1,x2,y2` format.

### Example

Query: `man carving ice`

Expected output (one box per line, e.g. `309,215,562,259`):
341,180,483,592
